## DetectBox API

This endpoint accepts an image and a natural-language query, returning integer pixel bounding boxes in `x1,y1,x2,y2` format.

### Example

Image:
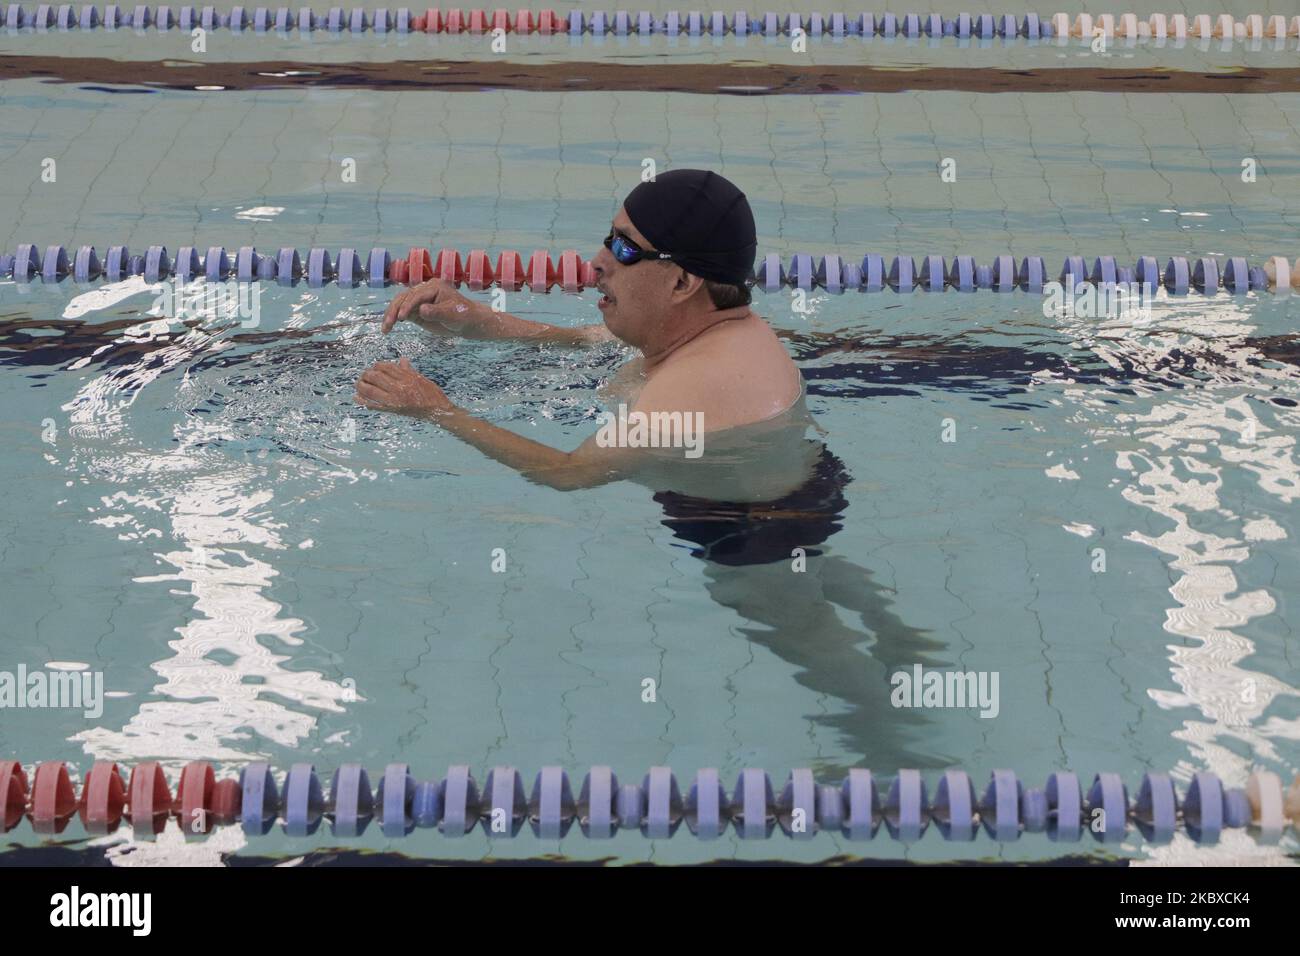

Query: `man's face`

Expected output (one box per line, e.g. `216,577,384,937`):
591,206,678,346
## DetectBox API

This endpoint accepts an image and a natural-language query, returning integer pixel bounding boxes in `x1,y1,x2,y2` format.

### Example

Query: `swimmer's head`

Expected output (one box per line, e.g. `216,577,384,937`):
593,169,757,346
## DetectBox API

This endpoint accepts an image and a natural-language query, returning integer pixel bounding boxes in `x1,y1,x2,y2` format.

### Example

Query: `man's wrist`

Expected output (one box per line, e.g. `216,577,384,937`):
425,404,468,427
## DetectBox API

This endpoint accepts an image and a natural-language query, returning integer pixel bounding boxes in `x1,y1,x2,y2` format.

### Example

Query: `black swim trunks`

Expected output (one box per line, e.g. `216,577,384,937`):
652,443,850,567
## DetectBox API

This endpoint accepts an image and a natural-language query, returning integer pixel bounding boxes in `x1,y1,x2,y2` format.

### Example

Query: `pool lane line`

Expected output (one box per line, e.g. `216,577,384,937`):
2,7,1299,44
3,56,1300,94
4,760,1295,843
5,246,1299,296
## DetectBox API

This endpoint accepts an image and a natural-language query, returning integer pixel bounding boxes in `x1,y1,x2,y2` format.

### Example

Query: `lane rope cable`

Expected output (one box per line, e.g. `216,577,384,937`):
1,7,1298,45
4,244,1299,295
3,759,1297,842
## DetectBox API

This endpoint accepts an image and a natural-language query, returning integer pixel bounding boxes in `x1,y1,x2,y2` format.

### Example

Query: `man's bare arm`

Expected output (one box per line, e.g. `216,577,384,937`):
356,357,634,489
383,279,616,346
432,408,639,490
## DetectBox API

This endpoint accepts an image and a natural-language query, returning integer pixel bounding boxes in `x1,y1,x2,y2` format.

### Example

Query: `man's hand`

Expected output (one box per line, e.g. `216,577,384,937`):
380,277,616,346
353,356,456,419
382,279,491,335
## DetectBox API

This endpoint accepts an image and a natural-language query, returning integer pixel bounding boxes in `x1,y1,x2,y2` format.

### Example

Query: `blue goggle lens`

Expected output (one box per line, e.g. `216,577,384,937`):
604,232,640,264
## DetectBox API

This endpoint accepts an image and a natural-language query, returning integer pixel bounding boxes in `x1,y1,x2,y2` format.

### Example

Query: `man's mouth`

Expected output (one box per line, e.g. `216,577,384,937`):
597,285,614,307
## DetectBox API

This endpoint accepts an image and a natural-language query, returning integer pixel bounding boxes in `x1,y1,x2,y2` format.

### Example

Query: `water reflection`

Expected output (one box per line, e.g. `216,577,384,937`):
41,286,356,772
1042,296,1300,861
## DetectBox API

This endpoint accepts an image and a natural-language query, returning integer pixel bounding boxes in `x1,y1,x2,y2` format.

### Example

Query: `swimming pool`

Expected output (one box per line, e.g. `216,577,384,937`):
1,10,1298,864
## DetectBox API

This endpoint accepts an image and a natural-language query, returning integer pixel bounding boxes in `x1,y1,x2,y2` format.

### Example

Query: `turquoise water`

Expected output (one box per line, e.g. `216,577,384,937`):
1,77,1298,863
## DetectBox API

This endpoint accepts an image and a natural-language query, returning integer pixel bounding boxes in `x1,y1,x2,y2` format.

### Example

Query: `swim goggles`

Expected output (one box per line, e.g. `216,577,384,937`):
603,229,675,266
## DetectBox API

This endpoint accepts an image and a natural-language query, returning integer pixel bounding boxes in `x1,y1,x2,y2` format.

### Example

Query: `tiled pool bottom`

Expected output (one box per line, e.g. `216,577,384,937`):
2,83,1300,263
0,277,1296,863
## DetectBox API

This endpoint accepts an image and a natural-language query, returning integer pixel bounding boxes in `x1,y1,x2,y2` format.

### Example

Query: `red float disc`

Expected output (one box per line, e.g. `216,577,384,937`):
422,9,441,32
127,761,173,823
177,761,216,834
434,248,463,285
81,761,126,831
489,9,509,32
445,8,464,32
389,259,409,284
527,250,556,292
468,8,486,32
558,249,581,293
495,250,524,291
211,778,242,823
411,13,426,30
537,9,559,34
31,761,76,830
465,249,494,290
513,9,533,33
580,259,597,289
407,247,433,284
0,761,28,832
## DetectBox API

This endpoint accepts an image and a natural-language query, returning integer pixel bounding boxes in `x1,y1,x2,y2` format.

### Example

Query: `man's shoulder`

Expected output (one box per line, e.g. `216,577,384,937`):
635,323,801,428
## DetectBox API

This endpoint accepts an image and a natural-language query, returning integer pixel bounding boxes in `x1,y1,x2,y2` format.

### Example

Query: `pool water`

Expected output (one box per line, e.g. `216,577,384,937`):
1,51,1298,864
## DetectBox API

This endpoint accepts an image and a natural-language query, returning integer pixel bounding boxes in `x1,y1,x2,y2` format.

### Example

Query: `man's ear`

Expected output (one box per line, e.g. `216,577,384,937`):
672,267,704,301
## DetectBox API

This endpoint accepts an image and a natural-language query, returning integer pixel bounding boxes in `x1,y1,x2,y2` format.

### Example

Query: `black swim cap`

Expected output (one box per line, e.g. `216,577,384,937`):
622,169,757,286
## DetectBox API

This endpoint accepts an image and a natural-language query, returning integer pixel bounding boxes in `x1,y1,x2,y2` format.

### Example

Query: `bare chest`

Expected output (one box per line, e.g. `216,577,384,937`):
595,357,647,407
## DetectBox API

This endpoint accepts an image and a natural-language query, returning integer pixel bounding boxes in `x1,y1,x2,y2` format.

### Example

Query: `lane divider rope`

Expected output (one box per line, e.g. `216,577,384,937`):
1,7,1298,43
3,244,1298,295
3,759,1296,842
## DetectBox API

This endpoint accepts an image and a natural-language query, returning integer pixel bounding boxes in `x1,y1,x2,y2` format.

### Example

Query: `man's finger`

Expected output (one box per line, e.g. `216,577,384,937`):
386,287,424,331
357,369,391,389
366,363,407,383
398,282,437,321
382,292,406,333
355,380,389,403
396,290,416,321
383,281,458,334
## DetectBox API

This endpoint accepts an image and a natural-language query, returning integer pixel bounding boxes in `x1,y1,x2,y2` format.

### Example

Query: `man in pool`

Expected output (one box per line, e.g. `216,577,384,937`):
354,171,931,747
353,168,805,492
